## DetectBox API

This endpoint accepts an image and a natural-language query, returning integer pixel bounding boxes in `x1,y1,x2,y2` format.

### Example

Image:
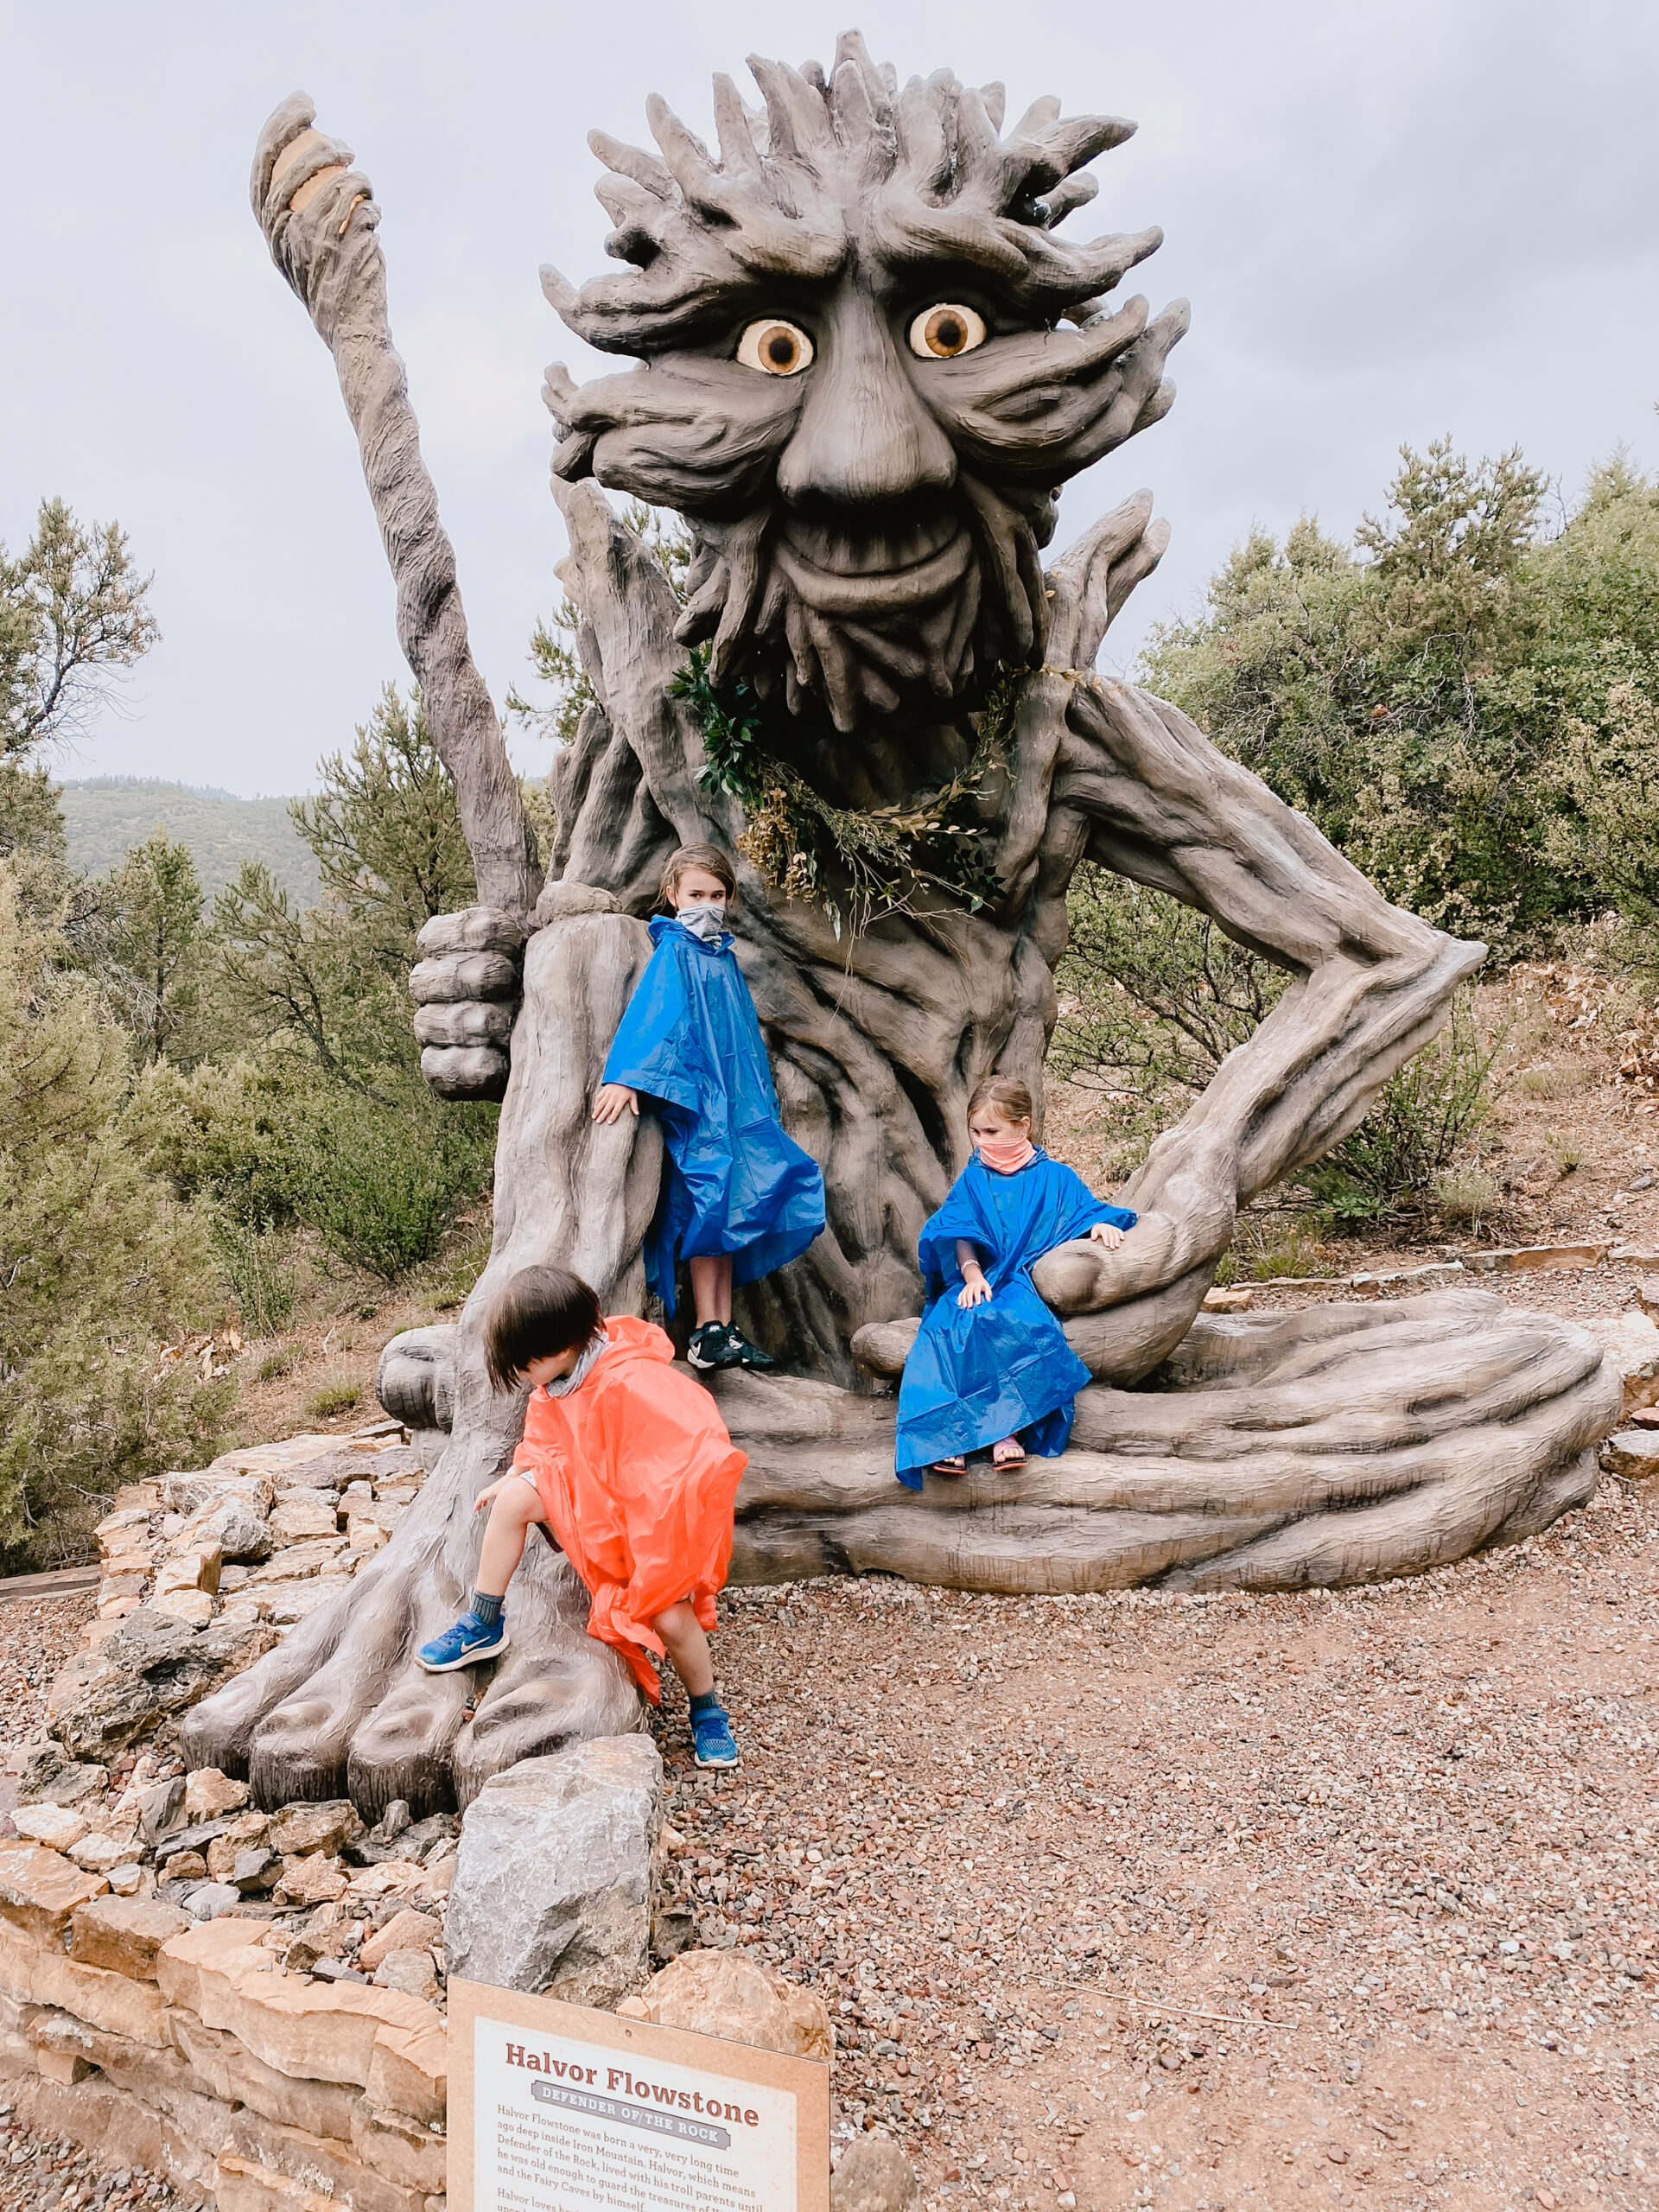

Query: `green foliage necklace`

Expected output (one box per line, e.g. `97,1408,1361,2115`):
672,648,1020,936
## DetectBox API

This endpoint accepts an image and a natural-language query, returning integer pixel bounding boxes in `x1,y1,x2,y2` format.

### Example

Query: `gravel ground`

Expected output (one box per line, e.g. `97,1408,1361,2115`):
650,1465,1659,2212
0,1597,105,1772
0,2118,186,2212
1251,1264,1658,1327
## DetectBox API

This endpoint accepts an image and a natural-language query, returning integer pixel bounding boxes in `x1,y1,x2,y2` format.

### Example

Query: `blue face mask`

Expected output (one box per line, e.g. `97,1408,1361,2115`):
677,900,728,942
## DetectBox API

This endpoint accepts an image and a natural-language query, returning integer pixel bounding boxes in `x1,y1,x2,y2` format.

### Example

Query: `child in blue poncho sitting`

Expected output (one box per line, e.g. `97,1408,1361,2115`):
893,1075,1137,1487
593,842,826,1375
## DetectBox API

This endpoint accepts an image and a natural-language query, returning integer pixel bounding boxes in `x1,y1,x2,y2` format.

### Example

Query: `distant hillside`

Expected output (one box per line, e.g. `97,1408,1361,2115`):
58,779,321,906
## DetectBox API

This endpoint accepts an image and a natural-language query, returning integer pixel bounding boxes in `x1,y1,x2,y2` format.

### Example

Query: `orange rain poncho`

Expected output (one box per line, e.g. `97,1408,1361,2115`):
512,1314,748,1700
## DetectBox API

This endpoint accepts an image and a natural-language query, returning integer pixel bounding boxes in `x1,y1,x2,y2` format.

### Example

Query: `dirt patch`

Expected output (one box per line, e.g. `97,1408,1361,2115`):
653,1468,1659,2208
221,1216,486,1449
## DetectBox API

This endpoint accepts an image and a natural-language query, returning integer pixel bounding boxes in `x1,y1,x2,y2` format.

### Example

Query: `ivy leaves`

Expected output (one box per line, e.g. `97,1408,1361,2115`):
672,648,1016,936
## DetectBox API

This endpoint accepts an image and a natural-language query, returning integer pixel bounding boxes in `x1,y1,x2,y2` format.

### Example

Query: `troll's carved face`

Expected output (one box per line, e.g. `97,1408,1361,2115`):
543,32,1187,733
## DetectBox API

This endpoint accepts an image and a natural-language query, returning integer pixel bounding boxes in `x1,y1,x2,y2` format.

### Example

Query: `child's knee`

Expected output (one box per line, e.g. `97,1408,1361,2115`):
491,1479,543,1529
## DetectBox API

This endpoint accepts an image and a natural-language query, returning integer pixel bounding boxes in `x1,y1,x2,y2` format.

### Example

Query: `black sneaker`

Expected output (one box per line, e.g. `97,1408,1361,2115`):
728,1332,777,1372
687,1322,743,1371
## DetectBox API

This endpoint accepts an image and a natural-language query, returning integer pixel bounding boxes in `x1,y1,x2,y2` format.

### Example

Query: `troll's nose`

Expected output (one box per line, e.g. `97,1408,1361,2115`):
775,283,957,511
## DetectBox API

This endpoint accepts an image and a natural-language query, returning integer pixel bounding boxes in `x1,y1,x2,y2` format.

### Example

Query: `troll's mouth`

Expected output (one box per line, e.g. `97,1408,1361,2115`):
772,524,974,618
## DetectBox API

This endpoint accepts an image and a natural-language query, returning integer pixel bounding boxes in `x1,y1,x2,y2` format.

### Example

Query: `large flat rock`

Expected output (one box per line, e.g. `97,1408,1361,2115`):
47,1609,276,1765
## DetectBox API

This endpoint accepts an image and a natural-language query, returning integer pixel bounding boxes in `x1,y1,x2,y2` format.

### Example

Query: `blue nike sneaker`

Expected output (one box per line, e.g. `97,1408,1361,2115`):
416,1611,509,1672
690,1702,740,1769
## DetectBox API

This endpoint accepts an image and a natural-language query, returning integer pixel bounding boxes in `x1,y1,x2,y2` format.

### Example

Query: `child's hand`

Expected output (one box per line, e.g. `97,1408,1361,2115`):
957,1269,993,1309
592,1083,639,1125
473,1478,512,1515
1089,1220,1125,1249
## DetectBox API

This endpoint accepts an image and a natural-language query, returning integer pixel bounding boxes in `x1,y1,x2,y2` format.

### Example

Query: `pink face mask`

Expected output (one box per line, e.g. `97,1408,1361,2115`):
976,1135,1035,1174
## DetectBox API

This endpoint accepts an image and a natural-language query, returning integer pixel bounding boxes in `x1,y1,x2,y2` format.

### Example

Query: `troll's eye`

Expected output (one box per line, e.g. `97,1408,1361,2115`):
736,319,814,376
908,303,988,359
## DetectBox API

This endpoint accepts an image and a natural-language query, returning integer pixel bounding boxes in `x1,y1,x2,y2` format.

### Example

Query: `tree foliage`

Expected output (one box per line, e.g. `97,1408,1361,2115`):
506,500,691,749
292,686,476,950
1051,872,1287,1099
1060,437,1659,1219
2,499,159,760
0,865,230,1562
88,828,206,1065
1053,862,1497,1220
213,685,477,1092
158,684,499,1280
0,502,504,1557
1141,442,1659,949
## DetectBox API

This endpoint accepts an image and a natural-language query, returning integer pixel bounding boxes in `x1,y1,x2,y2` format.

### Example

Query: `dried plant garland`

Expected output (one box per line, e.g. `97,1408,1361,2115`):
673,649,1020,935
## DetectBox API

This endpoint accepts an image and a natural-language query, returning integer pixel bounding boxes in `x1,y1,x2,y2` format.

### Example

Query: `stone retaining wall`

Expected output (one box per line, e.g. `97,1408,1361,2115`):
0,1817,846,2212
0,1429,458,2206
86,1426,425,1645
0,1742,665,2210
0,1886,447,2209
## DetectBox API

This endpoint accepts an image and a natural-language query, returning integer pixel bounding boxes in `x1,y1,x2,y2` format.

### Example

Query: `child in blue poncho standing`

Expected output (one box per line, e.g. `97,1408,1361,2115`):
593,843,826,1374
894,1075,1137,1487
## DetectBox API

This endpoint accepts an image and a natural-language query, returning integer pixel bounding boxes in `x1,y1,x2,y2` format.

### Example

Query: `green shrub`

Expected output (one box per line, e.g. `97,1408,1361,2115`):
0,866,231,1564
137,1056,495,1284
1307,995,1497,1224
257,1348,293,1382
279,1084,492,1281
208,1208,297,1335
1052,868,1286,1098
1052,863,1498,1227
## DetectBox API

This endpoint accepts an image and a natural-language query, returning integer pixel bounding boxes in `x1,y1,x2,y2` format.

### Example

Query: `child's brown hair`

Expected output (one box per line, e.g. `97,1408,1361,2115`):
484,1265,603,1391
966,1075,1034,1126
657,842,737,912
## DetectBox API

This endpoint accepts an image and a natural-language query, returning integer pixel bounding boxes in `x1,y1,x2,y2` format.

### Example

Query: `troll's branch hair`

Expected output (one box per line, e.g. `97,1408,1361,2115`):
541,29,1161,356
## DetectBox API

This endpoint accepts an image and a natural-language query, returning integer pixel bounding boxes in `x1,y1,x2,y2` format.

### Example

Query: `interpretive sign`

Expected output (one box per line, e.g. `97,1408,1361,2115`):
448,1977,831,2212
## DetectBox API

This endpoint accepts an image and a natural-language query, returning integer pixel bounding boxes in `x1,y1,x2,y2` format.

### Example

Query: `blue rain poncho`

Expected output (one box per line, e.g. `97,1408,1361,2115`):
602,917,825,1315
893,1148,1136,1486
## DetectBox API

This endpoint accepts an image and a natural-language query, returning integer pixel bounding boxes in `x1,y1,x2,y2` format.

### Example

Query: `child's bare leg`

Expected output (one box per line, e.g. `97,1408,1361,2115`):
688,1255,734,1327
654,1599,738,1765
652,1599,715,1696
474,1476,545,1597
417,1475,545,1672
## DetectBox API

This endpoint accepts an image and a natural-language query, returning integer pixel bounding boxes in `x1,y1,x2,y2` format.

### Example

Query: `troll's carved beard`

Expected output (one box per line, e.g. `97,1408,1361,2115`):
680,473,1056,733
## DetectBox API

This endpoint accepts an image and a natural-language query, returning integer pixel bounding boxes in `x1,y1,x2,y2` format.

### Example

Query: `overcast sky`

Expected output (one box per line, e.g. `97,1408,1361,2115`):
4,0,1656,798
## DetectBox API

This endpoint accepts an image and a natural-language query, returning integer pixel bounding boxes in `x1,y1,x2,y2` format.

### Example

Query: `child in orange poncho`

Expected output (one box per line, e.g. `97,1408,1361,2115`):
414,1263,747,1767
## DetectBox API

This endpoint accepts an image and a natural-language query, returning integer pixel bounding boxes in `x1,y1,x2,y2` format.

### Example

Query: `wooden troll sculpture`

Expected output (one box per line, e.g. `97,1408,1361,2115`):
186,37,1615,1814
